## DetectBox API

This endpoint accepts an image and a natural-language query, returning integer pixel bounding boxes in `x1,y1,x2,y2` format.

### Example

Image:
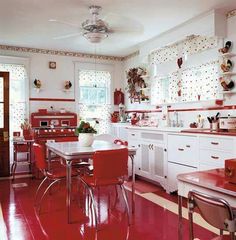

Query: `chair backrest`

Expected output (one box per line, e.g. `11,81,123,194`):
33,143,47,171
93,148,128,183
188,190,236,234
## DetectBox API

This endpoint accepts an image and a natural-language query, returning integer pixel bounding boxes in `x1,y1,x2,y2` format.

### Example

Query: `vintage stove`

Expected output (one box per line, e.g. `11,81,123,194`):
31,111,78,144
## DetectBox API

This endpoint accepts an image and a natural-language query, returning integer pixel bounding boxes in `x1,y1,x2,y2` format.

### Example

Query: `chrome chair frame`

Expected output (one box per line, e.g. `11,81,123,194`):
188,190,236,240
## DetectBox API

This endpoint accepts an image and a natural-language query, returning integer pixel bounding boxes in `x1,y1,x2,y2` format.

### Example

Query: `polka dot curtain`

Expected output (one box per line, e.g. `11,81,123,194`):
78,70,112,134
0,64,28,132
149,36,219,104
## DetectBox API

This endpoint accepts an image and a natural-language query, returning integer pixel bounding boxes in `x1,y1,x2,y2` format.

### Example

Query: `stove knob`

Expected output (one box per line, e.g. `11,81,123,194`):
72,129,75,132
45,130,48,132
68,129,71,132
49,130,52,132
61,129,64,132
53,130,56,132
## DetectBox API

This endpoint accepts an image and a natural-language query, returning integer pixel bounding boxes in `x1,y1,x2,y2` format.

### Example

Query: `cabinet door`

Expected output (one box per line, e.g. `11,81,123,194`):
111,126,118,138
167,162,197,193
168,135,198,167
118,126,128,141
151,143,167,185
137,142,152,178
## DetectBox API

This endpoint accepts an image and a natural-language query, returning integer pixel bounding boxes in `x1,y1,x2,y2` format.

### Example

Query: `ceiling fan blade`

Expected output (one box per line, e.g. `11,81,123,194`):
53,32,82,40
49,19,80,28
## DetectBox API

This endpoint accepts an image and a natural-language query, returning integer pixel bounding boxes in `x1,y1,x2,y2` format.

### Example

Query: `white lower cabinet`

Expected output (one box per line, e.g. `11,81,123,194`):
129,130,167,190
167,134,198,193
128,127,236,194
167,162,196,193
111,123,128,141
198,135,236,170
137,142,166,184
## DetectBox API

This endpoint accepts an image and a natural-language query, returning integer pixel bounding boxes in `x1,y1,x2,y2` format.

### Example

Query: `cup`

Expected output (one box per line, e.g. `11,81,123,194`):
211,122,219,131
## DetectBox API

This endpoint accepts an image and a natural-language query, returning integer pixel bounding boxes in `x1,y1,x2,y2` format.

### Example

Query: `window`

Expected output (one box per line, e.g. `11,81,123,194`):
79,70,110,105
77,66,112,134
0,64,28,132
0,61,29,164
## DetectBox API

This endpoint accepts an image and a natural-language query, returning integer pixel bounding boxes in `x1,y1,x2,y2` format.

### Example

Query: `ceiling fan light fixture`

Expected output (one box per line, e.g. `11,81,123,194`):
83,31,108,43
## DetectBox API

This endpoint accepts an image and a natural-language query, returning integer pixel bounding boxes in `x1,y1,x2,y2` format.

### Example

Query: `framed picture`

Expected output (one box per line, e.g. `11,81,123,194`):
49,61,56,69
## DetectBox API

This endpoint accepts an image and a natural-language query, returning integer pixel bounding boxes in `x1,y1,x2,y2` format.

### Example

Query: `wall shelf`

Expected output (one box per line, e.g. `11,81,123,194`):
219,89,236,94
140,87,150,91
220,72,236,76
141,75,150,79
220,53,236,58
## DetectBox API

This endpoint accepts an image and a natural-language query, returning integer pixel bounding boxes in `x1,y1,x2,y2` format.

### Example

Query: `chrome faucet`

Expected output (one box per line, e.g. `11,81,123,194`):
174,111,179,127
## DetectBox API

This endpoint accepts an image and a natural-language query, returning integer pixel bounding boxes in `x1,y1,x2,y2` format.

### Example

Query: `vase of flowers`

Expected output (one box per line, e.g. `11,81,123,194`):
75,121,97,147
20,119,32,140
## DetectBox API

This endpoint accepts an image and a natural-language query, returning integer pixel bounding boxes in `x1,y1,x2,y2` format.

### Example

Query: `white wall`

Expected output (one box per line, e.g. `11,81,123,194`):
122,10,236,128
0,48,123,114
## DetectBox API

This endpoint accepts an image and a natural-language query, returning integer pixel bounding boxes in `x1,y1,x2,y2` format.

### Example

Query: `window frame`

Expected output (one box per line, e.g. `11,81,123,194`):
74,62,114,110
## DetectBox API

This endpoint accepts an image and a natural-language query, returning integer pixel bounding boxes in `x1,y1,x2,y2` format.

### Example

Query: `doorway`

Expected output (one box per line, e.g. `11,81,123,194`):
0,72,10,177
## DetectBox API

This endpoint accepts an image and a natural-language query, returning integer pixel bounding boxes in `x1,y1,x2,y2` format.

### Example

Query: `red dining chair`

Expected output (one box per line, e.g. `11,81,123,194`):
188,190,236,240
79,148,130,230
33,143,80,212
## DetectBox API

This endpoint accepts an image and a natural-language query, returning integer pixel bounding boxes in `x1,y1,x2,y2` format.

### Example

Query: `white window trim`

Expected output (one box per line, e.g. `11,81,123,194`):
74,61,114,111
0,55,30,118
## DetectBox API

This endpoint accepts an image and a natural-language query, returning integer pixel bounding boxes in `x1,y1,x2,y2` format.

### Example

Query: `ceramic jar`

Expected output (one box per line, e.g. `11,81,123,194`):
79,133,94,147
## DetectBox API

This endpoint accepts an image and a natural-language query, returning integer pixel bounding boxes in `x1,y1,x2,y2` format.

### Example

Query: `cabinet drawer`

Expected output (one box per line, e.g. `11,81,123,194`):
128,130,141,140
167,162,196,193
199,149,234,167
199,137,234,152
141,132,164,141
168,135,198,167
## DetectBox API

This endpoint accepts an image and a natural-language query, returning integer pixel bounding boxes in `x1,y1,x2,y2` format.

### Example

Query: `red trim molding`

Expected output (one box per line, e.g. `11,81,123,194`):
123,105,236,114
168,105,236,112
29,98,75,102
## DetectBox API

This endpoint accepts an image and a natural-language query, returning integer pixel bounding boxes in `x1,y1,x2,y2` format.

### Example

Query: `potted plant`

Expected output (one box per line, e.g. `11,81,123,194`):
75,121,97,147
20,119,32,140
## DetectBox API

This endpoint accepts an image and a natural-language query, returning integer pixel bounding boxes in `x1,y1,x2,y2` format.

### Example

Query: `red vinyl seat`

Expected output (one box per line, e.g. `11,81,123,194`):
79,148,130,230
188,190,236,240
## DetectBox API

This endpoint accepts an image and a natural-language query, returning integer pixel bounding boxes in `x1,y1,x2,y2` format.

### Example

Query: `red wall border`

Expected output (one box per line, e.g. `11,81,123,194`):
29,98,75,102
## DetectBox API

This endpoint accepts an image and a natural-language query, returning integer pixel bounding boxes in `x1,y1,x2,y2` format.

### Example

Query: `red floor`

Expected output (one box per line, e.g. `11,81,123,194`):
0,177,216,240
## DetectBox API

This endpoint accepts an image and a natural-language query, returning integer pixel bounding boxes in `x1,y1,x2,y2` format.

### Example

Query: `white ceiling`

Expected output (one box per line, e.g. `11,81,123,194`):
0,0,236,57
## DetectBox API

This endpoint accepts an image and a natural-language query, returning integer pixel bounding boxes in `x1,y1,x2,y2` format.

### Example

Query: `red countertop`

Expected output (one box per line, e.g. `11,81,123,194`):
181,128,236,136
177,168,236,197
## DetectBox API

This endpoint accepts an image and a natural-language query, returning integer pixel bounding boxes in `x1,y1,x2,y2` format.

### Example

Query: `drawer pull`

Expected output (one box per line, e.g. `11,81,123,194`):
186,145,190,148
178,148,184,151
131,146,135,148
211,142,219,145
131,134,135,136
211,156,219,160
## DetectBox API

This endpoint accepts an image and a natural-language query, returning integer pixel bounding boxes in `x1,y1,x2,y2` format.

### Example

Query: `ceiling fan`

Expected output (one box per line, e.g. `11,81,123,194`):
49,5,142,43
